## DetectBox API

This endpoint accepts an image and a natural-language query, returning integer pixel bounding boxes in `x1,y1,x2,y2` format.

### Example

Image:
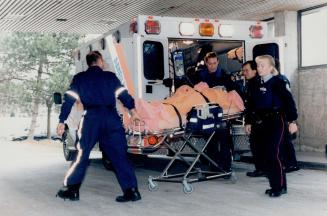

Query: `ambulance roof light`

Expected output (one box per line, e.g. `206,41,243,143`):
218,24,234,38
145,20,160,34
199,22,214,37
249,24,264,39
179,22,195,36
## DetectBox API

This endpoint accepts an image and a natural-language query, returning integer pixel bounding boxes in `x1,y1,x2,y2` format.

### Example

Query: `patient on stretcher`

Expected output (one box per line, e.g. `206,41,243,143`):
130,82,244,132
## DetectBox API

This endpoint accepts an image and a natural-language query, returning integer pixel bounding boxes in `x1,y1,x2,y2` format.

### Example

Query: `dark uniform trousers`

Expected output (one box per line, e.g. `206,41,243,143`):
206,125,232,171
249,131,266,172
251,112,287,191
251,126,297,172
64,107,137,191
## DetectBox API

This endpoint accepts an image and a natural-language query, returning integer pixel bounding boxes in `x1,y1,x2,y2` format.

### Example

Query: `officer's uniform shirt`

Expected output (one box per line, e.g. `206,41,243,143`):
59,66,134,123
243,75,260,101
245,74,297,124
243,75,260,118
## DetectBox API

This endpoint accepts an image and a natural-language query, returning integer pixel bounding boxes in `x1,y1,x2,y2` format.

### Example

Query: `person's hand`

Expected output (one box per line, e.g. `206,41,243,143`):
56,123,65,136
288,122,298,134
245,124,251,135
130,109,140,123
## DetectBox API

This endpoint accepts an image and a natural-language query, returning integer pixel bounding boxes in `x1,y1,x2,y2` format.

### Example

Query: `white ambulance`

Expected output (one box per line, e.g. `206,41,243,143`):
61,15,283,164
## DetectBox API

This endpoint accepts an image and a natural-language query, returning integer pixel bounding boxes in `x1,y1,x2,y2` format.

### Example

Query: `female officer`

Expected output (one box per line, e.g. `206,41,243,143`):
245,55,298,197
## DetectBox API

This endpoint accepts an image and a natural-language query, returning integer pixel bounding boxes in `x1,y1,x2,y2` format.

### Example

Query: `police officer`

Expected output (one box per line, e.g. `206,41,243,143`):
242,60,267,178
56,51,141,202
245,55,298,197
198,52,238,172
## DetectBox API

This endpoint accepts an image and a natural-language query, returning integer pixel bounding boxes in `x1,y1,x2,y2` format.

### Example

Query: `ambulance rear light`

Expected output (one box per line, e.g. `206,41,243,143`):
249,24,263,38
218,24,234,37
179,22,195,36
199,22,214,36
148,135,158,145
145,20,160,34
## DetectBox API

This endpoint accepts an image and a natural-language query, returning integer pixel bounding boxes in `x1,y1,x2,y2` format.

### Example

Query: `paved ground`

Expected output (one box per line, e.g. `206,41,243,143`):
0,138,327,216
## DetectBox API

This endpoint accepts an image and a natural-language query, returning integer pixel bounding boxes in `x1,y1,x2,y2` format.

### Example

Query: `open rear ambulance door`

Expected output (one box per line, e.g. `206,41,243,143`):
138,37,170,101
245,38,284,72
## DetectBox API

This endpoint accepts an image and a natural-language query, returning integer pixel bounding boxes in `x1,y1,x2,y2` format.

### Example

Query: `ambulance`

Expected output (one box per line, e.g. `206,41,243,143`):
60,15,283,165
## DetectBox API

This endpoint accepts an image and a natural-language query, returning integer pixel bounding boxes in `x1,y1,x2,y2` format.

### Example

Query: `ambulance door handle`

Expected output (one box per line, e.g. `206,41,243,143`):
147,80,163,85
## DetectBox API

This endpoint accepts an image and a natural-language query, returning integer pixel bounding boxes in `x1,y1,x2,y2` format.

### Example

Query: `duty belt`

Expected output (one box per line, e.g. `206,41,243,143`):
252,110,283,124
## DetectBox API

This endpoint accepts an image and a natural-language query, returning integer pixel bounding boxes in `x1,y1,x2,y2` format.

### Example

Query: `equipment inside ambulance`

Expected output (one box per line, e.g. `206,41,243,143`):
164,40,245,91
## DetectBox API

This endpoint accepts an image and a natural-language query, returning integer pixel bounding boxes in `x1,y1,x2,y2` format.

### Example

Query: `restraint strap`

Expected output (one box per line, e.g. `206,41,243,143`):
195,90,210,103
163,103,183,129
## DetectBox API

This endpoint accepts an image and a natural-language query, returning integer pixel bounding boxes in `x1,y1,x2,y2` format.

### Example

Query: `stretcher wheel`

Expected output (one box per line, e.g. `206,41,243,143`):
182,180,193,194
148,178,158,191
230,172,237,183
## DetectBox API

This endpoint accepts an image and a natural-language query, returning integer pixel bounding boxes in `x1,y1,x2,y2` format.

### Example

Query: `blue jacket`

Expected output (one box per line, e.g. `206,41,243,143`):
59,66,134,123
199,65,236,91
245,75,297,124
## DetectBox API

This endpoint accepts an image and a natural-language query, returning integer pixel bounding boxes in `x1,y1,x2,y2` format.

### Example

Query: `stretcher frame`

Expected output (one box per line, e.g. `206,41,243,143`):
148,129,237,194
127,112,242,194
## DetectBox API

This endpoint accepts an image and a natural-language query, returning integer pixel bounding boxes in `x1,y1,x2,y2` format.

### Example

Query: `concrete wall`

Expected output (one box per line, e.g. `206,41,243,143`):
298,67,327,152
273,11,327,152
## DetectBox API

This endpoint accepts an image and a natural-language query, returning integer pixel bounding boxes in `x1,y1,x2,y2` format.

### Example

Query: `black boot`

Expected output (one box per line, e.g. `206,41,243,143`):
265,187,287,197
116,187,141,202
285,165,300,173
56,184,80,201
246,170,267,177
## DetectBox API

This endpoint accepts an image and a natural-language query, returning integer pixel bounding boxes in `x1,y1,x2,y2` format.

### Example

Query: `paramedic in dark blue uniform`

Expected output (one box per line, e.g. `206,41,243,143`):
56,51,141,202
199,52,237,91
245,55,298,197
198,52,237,172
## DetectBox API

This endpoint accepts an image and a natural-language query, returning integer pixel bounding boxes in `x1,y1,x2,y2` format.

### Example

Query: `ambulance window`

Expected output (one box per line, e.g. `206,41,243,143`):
143,41,164,80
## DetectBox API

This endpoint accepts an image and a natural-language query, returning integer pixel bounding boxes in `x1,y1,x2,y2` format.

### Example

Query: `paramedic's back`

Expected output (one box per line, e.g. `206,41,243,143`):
56,51,141,203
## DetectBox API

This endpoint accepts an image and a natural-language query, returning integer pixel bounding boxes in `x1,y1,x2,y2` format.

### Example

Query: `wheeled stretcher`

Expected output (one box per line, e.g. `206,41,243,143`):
126,104,242,194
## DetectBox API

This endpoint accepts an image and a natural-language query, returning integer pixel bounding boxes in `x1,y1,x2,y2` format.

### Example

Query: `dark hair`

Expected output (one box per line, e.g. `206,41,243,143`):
86,51,102,67
242,60,257,70
204,52,218,62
